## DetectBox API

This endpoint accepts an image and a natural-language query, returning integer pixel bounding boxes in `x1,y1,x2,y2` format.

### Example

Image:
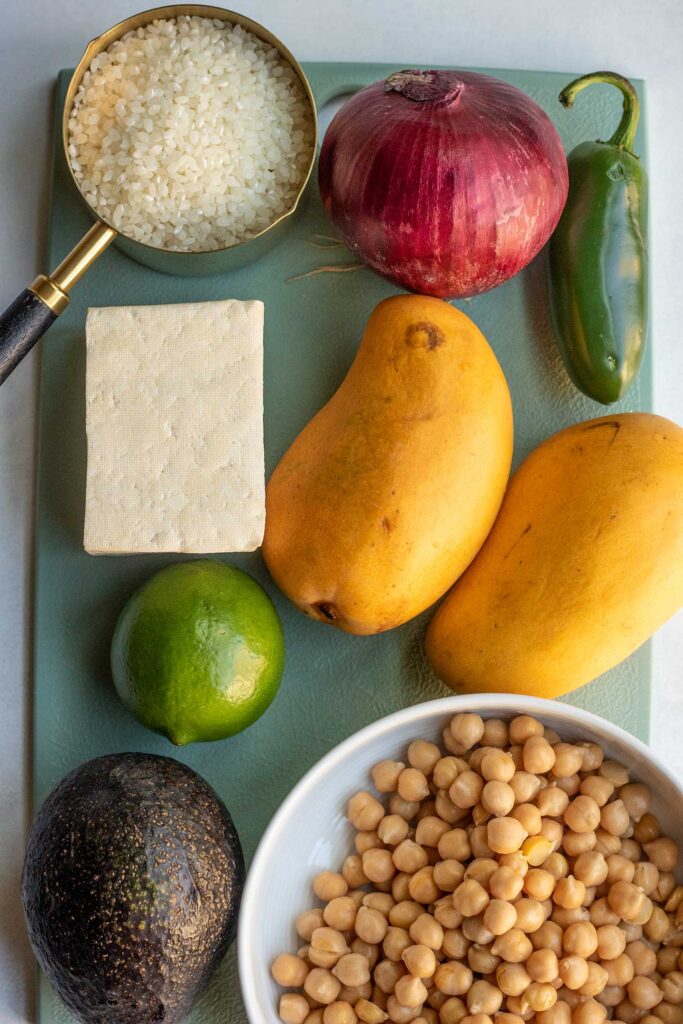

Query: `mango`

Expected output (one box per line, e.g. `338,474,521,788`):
426,413,683,697
263,296,513,634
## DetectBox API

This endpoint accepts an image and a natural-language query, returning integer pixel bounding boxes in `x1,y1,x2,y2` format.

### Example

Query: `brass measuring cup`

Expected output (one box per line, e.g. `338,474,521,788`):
0,4,317,385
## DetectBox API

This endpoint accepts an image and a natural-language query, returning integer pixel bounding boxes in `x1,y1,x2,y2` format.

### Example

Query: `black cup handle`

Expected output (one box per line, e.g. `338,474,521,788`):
0,289,59,385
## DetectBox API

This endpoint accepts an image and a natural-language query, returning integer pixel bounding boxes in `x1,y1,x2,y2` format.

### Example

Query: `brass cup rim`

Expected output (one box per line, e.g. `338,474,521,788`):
62,4,318,257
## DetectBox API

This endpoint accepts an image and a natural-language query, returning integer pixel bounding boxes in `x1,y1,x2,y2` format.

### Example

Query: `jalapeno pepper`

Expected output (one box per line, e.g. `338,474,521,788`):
548,71,648,405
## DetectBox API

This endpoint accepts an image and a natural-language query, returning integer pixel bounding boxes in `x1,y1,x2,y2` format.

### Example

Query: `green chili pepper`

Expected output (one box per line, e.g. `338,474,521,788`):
548,71,648,405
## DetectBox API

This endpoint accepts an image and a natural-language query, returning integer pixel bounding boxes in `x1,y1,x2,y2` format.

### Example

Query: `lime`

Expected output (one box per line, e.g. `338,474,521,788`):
111,560,285,745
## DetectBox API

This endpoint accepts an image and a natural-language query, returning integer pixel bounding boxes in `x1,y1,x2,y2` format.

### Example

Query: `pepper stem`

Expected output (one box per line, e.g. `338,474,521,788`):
559,71,640,153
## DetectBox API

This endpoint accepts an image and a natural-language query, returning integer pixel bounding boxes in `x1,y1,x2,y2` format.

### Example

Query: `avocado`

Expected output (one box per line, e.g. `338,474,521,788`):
21,753,245,1024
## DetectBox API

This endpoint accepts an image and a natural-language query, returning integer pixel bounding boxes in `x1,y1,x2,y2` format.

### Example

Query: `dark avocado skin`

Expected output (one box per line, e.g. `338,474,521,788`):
21,753,245,1024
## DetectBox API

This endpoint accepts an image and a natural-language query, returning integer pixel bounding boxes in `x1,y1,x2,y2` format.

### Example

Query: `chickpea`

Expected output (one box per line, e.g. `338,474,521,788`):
273,953,311,987
398,769,430,803
461,1016,494,1024
356,831,383,855
655,872,676,903
578,743,604,773
450,772,484,810
572,999,607,1024
644,838,678,872
563,922,598,958
434,898,463,931
556,775,582,798
488,817,527,856
323,1004,358,1024
391,840,427,874
574,852,608,887
416,817,451,848
596,924,627,961
402,944,437,979
509,716,544,744
579,962,609,997
491,928,533,963
552,877,586,911
353,907,388,945
608,881,651,924
386,994,424,1023
620,839,642,863
393,874,412,903
618,784,650,821
390,795,421,822
541,819,565,848
343,856,369,888
324,898,357,932
280,993,311,1024
379,815,410,847
594,829,623,857
438,829,471,862
589,897,620,927
537,1001,572,1024
600,761,630,788
655,1005,683,1024
580,777,615,808
351,939,380,969
563,831,597,857
468,944,501,974
597,985,626,1009
298,909,326,941
363,849,396,885
305,1010,326,1024
453,879,489,917
559,956,590,991
356,999,389,1024
491,866,525,901
449,713,485,750
513,804,542,836
441,927,470,959
553,906,589,928
434,860,466,893
632,862,659,895
430,757,458,791
634,814,661,845
394,975,429,1010
565,796,601,834
461,912,495,945
601,801,631,837
551,744,584,778
349,793,386,832
409,915,443,952
620,920,644,942
627,978,663,1011
656,949,680,976
409,868,440,905
515,899,546,933
482,899,517,936
467,981,503,1016
465,856,499,887
511,772,543,805
406,740,441,776
390,903,424,930
500,851,530,877
537,787,570,818
496,1015,526,1024
439,998,468,1024
312,928,350,956
527,949,559,983
616,998,646,1024
659,972,683,1004
481,750,516,783
383,927,413,964
496,962,532,996
524,736,556,774
644,906,670,943
374,959,406,994
603,954,635,988
306,969,343,1006
434,962,474,996
481,781,516,818
332,954,371,989
532,921,564,956
523,983,558,1013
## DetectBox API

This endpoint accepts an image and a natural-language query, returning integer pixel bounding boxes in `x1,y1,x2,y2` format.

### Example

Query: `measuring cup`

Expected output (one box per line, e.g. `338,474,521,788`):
0,4,317,385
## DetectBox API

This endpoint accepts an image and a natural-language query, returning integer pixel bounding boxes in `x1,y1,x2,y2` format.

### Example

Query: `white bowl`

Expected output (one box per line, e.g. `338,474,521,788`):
238,694,683,1024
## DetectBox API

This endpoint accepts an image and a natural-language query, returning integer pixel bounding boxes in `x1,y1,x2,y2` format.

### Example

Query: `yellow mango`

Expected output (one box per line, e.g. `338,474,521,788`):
426,413,683,697
263,295,513,634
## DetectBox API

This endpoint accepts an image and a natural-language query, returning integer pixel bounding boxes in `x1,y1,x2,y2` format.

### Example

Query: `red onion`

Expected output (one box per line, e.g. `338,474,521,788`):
319,69,569,298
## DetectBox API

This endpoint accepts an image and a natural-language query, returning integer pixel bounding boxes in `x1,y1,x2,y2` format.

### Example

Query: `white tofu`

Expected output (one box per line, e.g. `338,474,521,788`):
84,299,265,555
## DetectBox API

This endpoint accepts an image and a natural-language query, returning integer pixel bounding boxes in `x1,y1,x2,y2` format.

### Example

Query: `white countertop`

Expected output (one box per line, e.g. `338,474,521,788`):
1,1,681,1019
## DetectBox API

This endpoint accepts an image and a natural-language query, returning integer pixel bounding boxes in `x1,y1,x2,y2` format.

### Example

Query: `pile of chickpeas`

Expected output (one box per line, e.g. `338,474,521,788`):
271,714,682,1024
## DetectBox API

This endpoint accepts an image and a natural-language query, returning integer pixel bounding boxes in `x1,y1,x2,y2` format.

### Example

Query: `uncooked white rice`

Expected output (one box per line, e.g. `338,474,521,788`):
67,16,315,252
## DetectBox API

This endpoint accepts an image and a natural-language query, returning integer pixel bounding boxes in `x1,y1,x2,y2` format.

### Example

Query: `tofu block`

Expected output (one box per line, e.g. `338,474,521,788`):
84,299,265,554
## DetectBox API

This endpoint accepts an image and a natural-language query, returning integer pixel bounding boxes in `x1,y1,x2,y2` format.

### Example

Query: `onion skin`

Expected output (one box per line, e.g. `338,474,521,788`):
319,69,569,298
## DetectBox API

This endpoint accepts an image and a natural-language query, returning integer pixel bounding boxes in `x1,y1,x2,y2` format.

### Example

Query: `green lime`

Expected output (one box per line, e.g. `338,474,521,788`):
111,560,285,745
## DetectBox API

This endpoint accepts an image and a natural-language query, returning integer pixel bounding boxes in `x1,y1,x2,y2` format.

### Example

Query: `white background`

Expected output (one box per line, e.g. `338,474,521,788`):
1,1,682,1020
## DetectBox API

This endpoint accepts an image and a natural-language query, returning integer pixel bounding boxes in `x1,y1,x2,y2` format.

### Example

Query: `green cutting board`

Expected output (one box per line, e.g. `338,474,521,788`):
35,64,650,1023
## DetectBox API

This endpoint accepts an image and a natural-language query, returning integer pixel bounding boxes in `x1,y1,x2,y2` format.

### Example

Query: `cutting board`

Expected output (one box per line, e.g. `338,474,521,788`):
35,63,650,1023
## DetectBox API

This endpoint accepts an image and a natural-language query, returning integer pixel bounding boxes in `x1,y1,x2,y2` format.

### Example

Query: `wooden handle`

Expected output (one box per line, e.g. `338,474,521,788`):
0,290,57,385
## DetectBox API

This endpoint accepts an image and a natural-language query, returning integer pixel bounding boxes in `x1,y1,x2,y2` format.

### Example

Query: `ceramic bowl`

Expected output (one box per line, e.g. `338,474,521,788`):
238,694,683,1024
